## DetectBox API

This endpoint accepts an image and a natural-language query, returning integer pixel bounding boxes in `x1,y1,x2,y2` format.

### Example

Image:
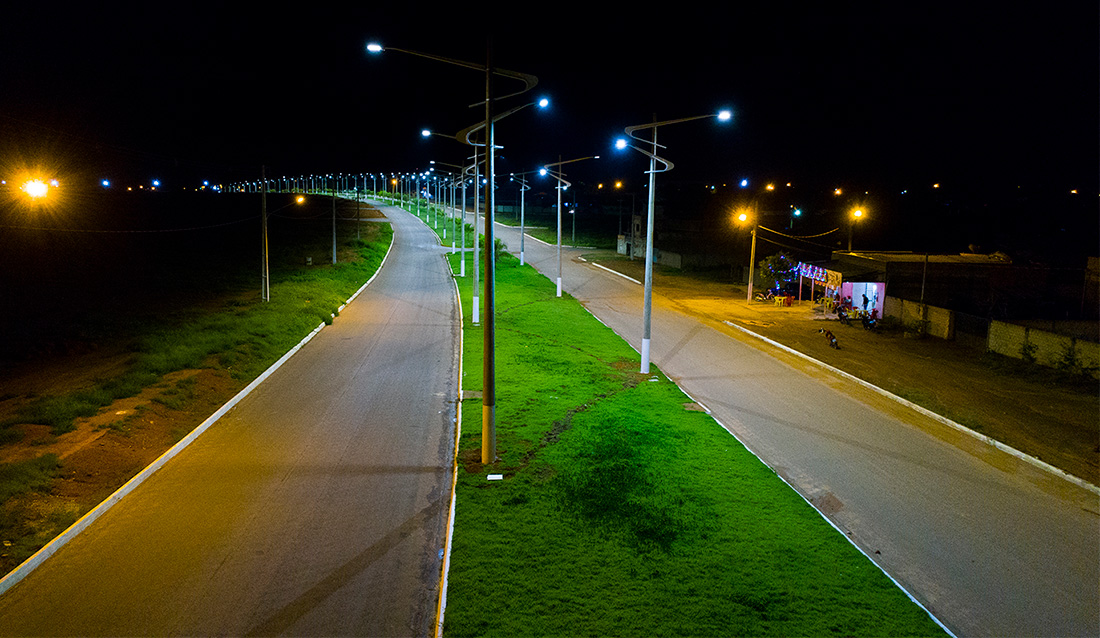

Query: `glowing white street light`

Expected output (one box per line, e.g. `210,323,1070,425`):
541,155,599,297
615,109,732,374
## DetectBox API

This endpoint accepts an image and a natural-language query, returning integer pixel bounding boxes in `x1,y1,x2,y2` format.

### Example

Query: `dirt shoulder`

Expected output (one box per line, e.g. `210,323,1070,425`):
585,252,1099,487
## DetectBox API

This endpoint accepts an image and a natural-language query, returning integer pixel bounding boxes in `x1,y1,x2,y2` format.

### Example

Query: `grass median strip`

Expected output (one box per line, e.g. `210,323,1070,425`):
438,234,945,636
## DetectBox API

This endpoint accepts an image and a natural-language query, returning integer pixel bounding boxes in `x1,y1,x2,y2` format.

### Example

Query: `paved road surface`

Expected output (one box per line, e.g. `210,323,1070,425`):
0,207,459,636
490,222,1099,638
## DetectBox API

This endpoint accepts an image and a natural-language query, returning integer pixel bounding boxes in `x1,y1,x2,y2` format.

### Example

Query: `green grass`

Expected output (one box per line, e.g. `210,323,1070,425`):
435,231,945,636
0,454,77,570
1,222,393,436
0,454,62,505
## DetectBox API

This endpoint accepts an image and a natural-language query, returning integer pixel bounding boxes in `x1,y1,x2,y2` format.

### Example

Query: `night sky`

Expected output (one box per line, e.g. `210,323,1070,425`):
2,4,1096,255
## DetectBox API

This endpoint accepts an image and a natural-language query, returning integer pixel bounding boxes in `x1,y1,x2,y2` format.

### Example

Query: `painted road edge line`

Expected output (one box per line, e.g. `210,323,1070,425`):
722,320,1099,496
0,225,398,598
590,261,642,285
570,301,957,636
436,255,464,638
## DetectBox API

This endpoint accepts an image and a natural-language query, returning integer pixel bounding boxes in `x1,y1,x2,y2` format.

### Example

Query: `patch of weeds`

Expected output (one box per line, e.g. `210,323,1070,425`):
1056,340,1098,378
153,376,198,411
0,495,79,571
105,405,147,435
0,454,62,504
0,425,23,446
1019,335,1038,364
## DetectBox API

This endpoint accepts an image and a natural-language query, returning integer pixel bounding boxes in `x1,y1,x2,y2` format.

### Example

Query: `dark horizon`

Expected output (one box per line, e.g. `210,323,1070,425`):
2,4,1096,264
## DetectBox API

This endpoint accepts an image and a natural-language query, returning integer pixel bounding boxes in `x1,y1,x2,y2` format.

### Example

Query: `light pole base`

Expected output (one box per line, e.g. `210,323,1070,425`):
640,338,651,374
556,277,562,297
473,296,480,324
481,404,496,465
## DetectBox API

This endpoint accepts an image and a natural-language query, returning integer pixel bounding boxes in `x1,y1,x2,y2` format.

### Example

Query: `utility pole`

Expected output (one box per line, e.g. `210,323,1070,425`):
261,166,270,302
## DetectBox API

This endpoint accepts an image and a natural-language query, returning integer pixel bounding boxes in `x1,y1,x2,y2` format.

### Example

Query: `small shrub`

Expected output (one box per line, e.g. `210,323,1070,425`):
1020,336,1037,363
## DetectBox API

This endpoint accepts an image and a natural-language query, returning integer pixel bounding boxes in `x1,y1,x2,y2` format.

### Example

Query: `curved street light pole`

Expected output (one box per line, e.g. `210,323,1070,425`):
367,39,539,465
510,172,534,265
617,110,731,374
541,155,599,297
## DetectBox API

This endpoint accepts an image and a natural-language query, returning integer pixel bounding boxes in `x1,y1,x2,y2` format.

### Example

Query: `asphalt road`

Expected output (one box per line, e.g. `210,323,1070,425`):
492,221,1099,638
0,207,460,636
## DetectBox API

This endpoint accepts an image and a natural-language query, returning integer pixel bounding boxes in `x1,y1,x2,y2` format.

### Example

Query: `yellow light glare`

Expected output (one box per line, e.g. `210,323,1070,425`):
296,196,305,204
22,179,49,199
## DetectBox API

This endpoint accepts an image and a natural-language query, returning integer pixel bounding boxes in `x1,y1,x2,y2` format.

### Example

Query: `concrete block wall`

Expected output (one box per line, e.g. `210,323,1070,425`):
988,320,1100,377
883,297,955,339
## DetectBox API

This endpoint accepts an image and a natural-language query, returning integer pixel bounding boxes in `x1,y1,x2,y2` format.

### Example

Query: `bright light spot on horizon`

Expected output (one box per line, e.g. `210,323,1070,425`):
717,110,732,121
538,98,549,108
22,179,49,198
614,139,628,150
740,179,749,188
366,43,383,53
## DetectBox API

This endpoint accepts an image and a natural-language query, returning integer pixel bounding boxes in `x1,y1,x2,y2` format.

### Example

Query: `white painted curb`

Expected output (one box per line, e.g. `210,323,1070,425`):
0,224,397,598
722,320,1100,496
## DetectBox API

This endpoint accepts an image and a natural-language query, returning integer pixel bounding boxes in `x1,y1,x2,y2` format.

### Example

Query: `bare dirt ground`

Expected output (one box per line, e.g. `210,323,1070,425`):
585,252,1099,487
0,354,248,573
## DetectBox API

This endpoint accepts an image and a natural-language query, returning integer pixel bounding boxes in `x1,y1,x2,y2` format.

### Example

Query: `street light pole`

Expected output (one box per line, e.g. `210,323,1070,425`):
261,166,270,302
848,209,863,252
541,155,599,297
482,42,497,465
510,172,532,266
367,38,540,467
331,182,337,265
747,221,758,302
616,110,732,374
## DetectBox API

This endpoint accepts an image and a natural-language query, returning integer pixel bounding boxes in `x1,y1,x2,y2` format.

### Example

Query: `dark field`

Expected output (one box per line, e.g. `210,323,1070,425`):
0,189,381,363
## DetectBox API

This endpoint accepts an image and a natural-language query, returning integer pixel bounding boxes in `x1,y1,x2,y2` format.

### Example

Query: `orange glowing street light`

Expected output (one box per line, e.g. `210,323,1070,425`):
848,208,866,252
21,179,50,199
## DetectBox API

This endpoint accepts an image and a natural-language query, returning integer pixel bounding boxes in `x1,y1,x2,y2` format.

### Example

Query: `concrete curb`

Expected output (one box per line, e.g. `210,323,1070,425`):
722,320,1100,496
567,301,958,636
0,224,397,598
